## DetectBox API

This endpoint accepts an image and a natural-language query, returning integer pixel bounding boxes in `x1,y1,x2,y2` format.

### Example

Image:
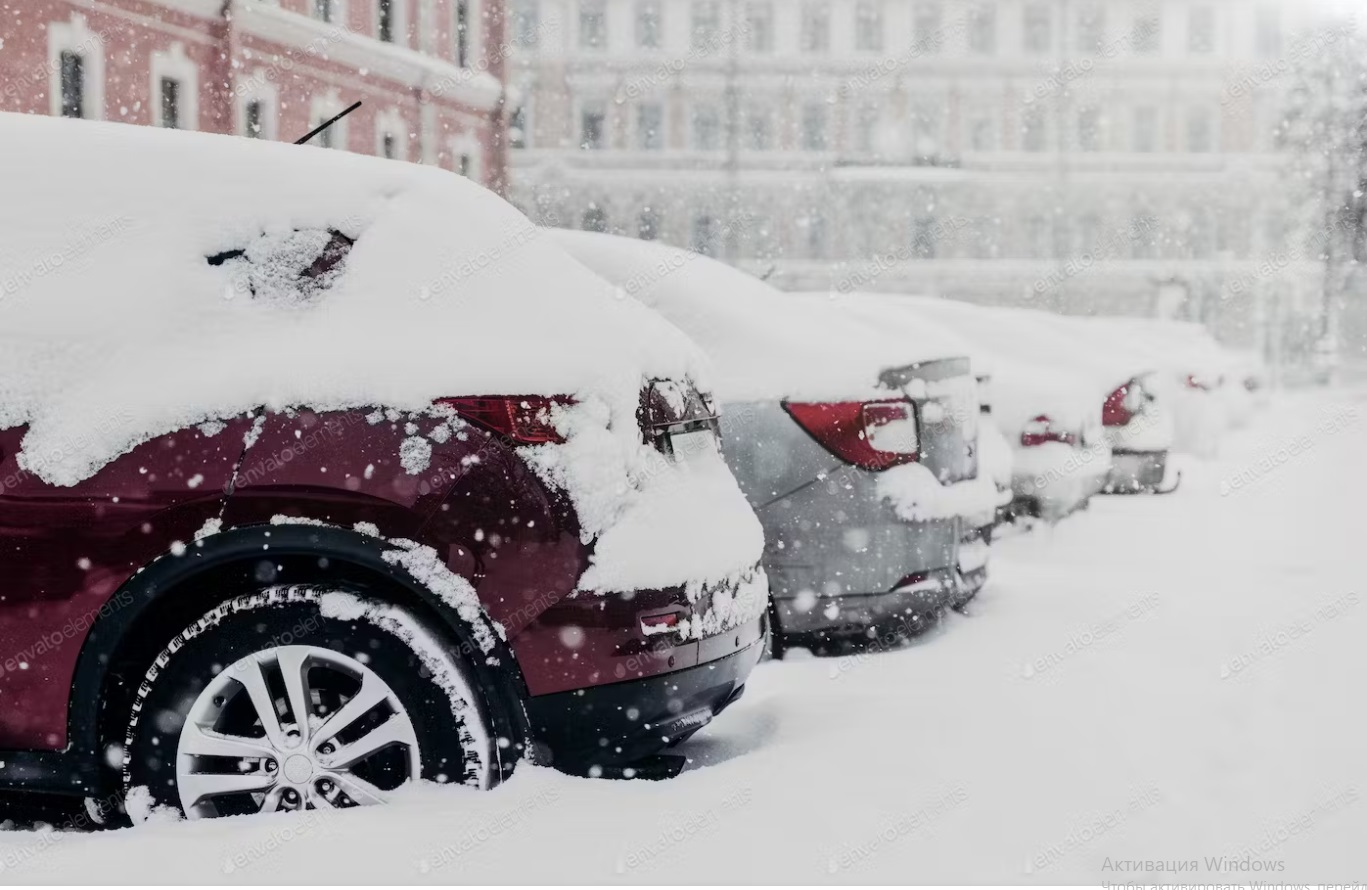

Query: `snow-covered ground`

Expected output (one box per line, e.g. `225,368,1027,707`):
3,387,1363,883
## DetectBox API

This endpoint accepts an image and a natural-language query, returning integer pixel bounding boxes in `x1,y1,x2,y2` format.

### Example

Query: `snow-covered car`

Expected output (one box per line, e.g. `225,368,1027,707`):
1073,316,1245,456
824,294,1014,606
993,310,1180,494
552,232,998,654
862,299,1114,521
0,115,769,820
896,298,1181,498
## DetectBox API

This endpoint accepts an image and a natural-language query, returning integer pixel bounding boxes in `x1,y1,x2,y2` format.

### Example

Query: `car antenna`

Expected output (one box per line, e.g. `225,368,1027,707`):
295,101,362,146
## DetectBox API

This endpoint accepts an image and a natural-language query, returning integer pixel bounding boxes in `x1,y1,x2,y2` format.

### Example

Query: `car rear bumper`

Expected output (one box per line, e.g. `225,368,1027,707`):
771,569,956,652
524,616,765,772
952,528,992,607
1105,449,1169,493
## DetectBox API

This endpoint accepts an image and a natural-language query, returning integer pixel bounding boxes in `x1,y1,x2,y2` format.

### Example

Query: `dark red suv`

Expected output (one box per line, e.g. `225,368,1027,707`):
0,115,767,822
0,390,766,819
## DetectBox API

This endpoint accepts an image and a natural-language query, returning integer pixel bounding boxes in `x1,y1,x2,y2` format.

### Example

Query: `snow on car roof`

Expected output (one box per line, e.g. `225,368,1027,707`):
0,114,703,485
813,295,1102,434
549,230,968,403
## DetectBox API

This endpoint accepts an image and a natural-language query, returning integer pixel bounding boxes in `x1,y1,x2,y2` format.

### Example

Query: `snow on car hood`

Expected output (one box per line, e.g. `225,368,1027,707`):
549,231,964,403
0,115,760,594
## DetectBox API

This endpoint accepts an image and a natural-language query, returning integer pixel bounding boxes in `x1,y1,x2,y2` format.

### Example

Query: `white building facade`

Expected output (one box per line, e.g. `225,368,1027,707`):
508,0,1336,360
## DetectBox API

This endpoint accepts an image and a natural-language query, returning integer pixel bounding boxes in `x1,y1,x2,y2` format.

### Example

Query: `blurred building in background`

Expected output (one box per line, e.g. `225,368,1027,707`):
508,0,1335,370
0,0,509,189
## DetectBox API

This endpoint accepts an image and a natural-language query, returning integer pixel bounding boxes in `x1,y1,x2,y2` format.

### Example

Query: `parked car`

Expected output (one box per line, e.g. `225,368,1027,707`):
551,232,999,653
1004,311,1180,494
1074,316,1245,456
864,299,1113,521
827,293,1015,607
0,115,768,821
897,298,1178,498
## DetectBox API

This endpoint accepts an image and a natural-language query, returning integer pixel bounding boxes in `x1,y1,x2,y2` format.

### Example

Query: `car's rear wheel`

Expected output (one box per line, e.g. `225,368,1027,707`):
123,586,493,819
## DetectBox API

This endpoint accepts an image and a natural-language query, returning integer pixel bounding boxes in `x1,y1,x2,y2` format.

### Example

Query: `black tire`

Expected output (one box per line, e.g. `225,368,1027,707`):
123,586,493,818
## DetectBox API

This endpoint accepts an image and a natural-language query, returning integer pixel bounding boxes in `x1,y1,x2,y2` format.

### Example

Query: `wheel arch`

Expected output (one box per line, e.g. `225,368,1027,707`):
73,523,531,795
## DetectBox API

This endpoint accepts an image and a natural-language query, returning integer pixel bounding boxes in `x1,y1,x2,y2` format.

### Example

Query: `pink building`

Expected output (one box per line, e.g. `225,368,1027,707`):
0,0,509,192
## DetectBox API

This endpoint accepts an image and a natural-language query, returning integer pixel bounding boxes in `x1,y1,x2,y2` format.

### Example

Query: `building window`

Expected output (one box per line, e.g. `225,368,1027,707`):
746,108,771,150
911,106,939,158
913,3,942,54
855,105,880,154
580,103,607,149
1077,107,1102,151
59,51,85,119
638,207,662,240
455,0,470,66
968,5,996,54
378,0,396,42
1133,106,1157,152
509,105,528,149
1188,6,1213,53
1187,108,1214,153
802,213,826,259
692,215,720,257
1022,106,1046,152
580,0,607,50
1077,3,1105,53
692,104,722,150
511,0,540,47
801,103,827,151
459,153,473,176
582,207,609,233
1023,4,1052,54
1132,13,1160,54
382,133,397,159
1026,216,1051,258
801,3,830,53
637,103,664,150
150,44,198,130
746,2,774,53
854,1,884,52
160,77,188,132
691,1,721,52
636,0,662,48
1131,214,1157,259
317,122,334,149
1255,5,1280,57
969,116,994,151
912,217,937,259
313,0,335,23
244,99,264,138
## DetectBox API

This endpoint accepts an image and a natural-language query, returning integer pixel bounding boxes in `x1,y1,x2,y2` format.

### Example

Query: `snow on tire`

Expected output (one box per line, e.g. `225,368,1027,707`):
123,586,493,819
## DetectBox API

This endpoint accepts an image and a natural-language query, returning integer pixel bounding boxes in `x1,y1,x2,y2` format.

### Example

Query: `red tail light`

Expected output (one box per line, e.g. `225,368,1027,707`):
1184,374,1215,392
1020,414,1076,447
784,400,920,470
439,396,570,445
1102,379,1148,427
